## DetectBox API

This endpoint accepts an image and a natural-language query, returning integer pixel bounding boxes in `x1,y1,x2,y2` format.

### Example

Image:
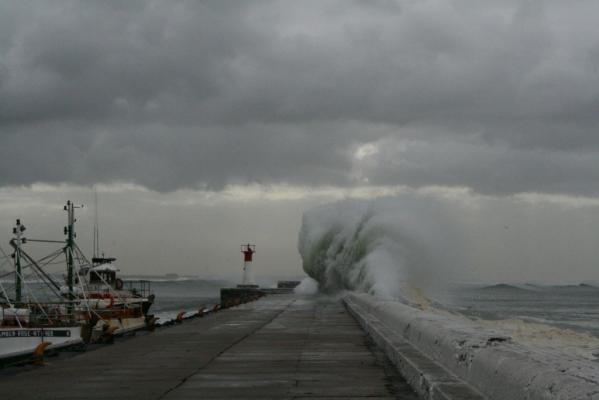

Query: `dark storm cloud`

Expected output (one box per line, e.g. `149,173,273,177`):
1,0,599,194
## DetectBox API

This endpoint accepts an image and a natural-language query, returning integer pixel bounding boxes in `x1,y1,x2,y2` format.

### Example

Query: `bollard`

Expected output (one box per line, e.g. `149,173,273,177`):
175,311,185,323
32,341,52,366
100,324,119,344
145,315,157,331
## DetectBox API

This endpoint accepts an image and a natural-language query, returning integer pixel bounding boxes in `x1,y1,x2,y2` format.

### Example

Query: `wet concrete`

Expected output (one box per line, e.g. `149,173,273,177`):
0,295,418,399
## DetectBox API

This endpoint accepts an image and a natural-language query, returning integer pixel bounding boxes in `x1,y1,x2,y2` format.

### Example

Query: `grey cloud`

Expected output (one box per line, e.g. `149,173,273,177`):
0,121,358,191
356,137,599,195
1,1,599,194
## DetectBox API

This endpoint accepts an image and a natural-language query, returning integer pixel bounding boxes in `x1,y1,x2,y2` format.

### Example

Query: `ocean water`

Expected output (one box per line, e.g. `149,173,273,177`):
135,275,302,323
128,277,227,323
6,273,599,338
434,283,599,338
119,277,599,341
142,275,599,341
421,283,599,360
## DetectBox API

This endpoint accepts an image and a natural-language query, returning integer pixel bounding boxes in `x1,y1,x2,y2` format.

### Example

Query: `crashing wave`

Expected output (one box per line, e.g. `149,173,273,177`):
298,192,599,300
298,198,430,299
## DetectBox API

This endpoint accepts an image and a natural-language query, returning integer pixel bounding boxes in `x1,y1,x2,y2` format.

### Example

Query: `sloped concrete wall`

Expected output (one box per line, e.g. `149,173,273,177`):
345,293,599,400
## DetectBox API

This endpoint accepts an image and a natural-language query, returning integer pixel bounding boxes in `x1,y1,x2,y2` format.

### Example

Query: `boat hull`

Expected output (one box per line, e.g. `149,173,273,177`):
82,293,155,343
90,317,148,342
0,326,83,366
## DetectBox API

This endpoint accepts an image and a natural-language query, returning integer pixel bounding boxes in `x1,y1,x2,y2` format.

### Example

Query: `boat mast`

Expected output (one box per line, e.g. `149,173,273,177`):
12,219,26,305
64,200,82,314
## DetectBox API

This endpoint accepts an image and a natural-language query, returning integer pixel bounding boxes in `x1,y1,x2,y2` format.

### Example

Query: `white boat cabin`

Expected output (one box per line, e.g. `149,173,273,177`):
88,263,122,290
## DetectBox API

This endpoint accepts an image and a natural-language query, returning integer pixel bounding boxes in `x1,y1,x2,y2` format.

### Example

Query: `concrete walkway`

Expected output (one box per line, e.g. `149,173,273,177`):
0,295,418,399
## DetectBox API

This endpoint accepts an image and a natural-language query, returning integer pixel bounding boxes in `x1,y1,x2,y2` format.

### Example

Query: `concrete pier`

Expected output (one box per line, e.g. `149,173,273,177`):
345,293,599,400
0,295,418,399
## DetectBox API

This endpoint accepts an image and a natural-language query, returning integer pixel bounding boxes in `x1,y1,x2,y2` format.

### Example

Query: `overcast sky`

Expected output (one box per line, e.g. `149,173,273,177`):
1,1,599,280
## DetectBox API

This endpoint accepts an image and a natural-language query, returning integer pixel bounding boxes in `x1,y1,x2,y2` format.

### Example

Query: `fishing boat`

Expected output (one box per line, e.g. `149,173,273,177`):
0,219,83,367
70,195,155,342
80,256,155,342
2,199,156,363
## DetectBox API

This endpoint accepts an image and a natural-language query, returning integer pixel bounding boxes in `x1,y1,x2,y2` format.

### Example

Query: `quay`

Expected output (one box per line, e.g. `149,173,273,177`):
0,294,418,400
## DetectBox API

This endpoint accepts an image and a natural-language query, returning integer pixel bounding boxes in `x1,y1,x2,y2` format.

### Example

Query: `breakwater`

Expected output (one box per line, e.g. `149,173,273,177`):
345,293,599,400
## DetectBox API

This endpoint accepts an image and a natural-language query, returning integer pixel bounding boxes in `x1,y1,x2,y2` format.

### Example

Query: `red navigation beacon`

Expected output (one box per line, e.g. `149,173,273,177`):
242,244,256,262
240,244,257,286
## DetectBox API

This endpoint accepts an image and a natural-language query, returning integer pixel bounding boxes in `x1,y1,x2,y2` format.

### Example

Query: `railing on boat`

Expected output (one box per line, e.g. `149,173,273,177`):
1,302,81,327
122,280,152,298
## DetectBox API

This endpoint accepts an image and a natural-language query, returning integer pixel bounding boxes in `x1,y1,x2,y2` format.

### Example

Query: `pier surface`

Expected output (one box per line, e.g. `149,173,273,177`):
0,295,418,399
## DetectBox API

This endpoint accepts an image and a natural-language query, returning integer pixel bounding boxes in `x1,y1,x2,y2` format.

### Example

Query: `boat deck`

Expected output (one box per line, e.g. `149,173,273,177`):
0,294,418,399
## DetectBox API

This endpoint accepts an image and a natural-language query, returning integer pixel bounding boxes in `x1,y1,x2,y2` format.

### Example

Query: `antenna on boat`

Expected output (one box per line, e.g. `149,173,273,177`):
93,186,100,259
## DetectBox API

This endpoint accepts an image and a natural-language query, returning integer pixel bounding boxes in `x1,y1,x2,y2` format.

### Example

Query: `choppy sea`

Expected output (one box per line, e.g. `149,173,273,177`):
144,278,225,323
435,283,599,338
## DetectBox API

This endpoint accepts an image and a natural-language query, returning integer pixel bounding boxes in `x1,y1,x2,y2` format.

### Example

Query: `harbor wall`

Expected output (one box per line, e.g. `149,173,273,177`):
344,293,599,400
220,284,299,308
220,287,264,308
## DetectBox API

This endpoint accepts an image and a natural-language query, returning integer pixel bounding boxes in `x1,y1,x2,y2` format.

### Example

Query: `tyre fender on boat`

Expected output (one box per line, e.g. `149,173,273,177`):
115,278,124,290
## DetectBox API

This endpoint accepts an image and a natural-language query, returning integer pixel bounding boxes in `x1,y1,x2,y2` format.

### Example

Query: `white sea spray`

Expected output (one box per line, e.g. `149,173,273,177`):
298,192,599,297
294,277,319,295
298,192,599,359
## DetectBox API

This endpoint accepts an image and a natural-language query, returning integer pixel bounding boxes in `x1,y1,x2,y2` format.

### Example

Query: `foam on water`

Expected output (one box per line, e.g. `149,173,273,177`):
396,286,599,361
477,318,599,360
